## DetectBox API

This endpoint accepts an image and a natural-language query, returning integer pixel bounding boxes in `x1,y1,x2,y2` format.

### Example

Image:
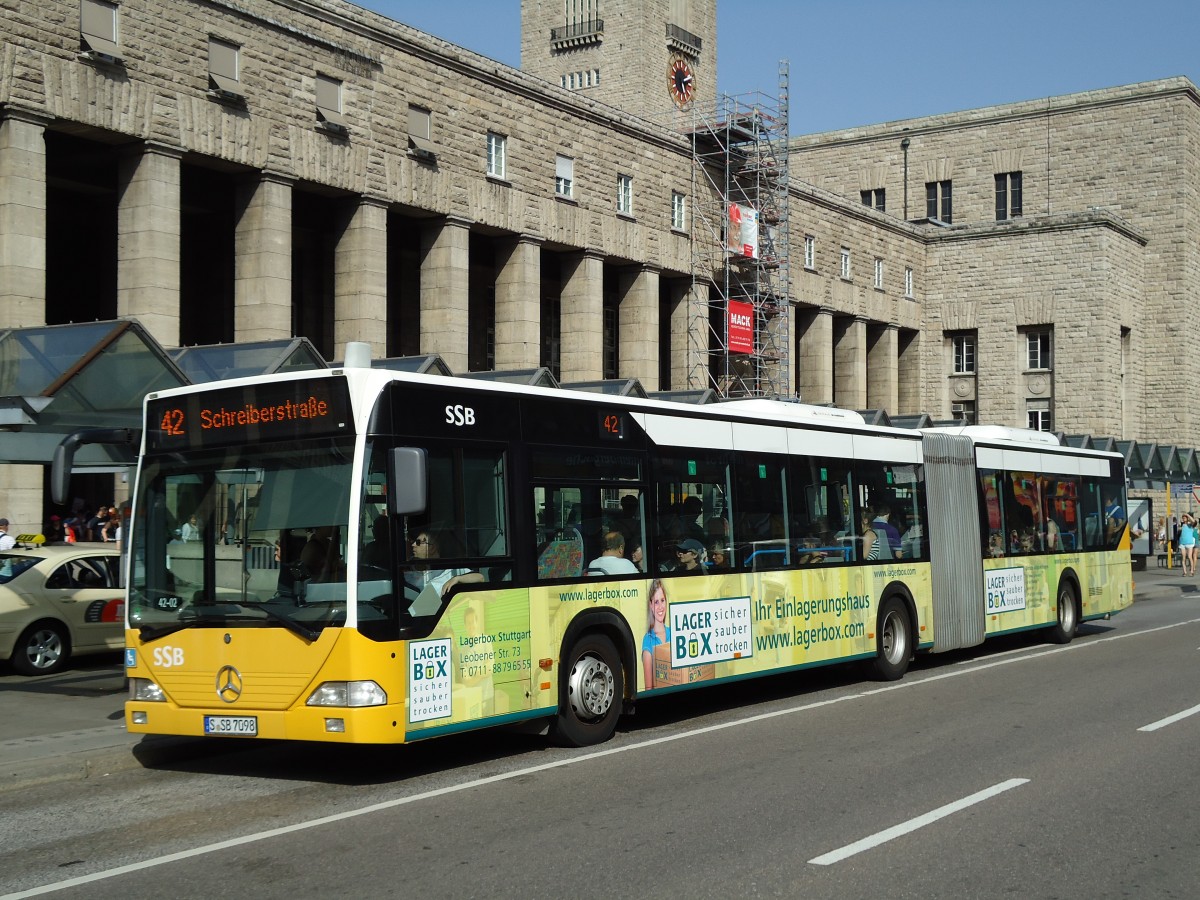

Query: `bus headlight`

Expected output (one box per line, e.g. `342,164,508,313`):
306,681,387,707
129,678,166,702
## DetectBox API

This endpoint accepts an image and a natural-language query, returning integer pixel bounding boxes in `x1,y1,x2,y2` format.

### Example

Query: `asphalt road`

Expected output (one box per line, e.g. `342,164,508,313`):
2,569,1198,899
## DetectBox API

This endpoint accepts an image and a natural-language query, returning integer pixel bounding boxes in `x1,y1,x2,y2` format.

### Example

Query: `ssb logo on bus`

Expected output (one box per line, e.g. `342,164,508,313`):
409,638,453,723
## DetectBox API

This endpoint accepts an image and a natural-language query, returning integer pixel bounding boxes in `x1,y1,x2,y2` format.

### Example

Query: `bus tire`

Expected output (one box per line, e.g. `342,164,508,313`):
11,620,70,676
872,597,911,681
1048,581,1078,644
550,633,623,747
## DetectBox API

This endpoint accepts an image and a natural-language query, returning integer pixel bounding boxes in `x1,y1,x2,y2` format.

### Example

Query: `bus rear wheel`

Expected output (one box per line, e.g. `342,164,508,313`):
1048,582,1078,644
872,597,911,681
550,633,623,747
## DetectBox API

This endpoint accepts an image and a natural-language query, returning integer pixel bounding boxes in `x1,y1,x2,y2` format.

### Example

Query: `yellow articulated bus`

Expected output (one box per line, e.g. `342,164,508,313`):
105,349,1130,747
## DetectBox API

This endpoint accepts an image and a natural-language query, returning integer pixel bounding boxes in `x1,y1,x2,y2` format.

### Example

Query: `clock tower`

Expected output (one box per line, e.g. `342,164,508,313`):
520,0,716,121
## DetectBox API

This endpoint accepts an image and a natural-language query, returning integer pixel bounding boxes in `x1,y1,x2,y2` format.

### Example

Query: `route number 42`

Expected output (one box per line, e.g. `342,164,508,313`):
161,408,185,436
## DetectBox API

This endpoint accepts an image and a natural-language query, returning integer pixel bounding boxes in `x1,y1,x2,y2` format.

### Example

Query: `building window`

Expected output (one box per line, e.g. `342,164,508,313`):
555,155,574,198
671,191,687,231
840,247,851,280
487,132,507,179
408,106,434,157
1026,329,1052,370
952,401,976,425
860,188,885,212
80,0,121,59
207,37,241,97
804,235,815,270
560,74,566,88
995,171,1023,220
904,267,914,298
952,333,976,374
925,180,952,223
594,69,600,85
1027,400,1052,432
873,258,884,290
315,74,346,130
617,173,633,215
603,295,619,379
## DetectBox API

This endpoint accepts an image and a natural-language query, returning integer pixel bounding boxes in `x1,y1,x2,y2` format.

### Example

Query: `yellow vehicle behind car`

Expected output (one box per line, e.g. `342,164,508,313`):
0,544,124,675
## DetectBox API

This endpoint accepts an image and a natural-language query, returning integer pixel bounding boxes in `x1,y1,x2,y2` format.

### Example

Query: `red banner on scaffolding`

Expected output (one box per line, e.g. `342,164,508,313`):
728,301,754,354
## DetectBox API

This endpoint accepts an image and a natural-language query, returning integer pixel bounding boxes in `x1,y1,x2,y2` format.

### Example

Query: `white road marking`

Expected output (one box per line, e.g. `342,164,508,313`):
1138,701,1200,732
6,617,1200,899
807,778,1030,866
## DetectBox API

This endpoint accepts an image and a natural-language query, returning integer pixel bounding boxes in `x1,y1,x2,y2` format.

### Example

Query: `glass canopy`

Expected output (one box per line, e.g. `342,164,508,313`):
169,338,325,384
0,320,187,465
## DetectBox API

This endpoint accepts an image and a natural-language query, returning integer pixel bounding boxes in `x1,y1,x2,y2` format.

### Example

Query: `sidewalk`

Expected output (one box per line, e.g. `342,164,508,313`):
0,660,199,793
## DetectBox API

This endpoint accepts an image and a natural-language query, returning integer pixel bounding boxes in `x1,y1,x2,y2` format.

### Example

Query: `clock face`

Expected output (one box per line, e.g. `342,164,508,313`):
668,56,695,107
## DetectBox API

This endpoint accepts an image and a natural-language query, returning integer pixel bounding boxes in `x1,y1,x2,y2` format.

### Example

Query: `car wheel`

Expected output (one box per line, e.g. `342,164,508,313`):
11,621,70,676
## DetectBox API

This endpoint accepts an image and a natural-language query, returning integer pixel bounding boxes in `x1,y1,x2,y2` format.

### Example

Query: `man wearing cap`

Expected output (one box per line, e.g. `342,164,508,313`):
672,538,707,573
0,518,15,551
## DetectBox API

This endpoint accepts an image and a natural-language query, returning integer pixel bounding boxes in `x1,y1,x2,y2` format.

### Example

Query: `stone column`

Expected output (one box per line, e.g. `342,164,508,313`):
117,142,182,347
0,109,51,533
234,172,293,342
494,234,542,369
334,196,389,358
834,315,867,410
867,324,899,414
419,215,472,373
798,306,833,405
897,330,921,414
670,280,710,391
618,264,660,390
0,108,49,329
560,250,604,382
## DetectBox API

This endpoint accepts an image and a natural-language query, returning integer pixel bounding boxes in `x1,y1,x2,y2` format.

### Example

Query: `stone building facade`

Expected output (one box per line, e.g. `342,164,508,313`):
0,0,1191,532
791,78,1199,444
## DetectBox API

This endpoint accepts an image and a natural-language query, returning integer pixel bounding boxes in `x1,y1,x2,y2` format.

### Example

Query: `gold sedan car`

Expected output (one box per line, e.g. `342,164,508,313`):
0,544,124,675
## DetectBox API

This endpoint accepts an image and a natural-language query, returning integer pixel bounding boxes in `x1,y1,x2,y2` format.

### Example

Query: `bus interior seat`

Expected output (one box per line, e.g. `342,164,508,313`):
537,530,583,579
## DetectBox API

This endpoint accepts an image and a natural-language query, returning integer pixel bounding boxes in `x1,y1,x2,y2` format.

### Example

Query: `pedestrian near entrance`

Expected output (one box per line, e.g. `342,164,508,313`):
0,517,14,550
1178,514,1197,577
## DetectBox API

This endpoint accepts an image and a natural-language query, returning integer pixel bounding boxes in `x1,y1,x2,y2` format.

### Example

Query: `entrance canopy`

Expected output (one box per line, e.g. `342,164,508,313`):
0,320,185,466
169,337,325,384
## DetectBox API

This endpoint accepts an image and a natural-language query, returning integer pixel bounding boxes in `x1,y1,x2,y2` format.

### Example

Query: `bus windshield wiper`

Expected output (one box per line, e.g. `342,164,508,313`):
218,601,321,642
138,612,224,642
139,605,319,642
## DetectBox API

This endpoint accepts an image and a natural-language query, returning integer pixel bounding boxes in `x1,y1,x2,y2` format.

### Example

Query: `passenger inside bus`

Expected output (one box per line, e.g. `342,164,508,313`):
672,538,707,572
405,528,483,601
586,531,639,576
300,526,342,581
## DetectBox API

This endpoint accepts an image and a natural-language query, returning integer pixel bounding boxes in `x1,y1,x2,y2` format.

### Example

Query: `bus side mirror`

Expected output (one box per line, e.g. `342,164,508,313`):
389,447,428,516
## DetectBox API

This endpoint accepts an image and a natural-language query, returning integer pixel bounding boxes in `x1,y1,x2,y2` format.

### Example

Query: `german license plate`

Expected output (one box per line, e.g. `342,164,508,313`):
203,715,258,736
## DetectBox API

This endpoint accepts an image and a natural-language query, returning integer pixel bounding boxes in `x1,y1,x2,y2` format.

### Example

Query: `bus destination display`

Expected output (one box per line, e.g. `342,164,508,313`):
146,377,352,451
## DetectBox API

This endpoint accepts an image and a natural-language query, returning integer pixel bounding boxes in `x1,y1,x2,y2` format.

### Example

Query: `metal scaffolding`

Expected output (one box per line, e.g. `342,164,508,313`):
686,61,790,398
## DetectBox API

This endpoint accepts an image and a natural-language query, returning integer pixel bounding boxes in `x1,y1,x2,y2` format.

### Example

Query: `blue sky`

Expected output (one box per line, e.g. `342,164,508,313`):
352,1,1200,134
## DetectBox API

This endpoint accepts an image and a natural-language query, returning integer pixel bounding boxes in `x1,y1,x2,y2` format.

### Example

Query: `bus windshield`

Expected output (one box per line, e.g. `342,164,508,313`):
129,437,355,639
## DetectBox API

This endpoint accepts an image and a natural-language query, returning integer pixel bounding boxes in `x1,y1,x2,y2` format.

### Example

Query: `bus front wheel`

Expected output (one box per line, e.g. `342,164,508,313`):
551,633,623,747
872,597,911,681
1048,582,1078,644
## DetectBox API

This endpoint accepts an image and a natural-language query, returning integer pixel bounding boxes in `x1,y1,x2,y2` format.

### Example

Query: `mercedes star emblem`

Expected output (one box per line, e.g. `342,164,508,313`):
215,665,243,703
